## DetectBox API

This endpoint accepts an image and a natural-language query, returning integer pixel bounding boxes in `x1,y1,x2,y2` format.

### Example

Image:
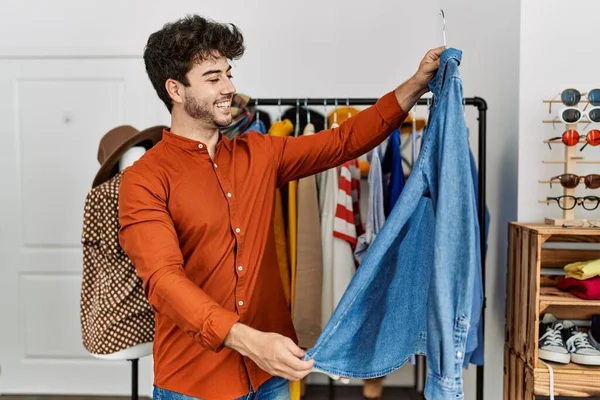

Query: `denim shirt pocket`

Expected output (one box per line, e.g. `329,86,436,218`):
453,314,470,374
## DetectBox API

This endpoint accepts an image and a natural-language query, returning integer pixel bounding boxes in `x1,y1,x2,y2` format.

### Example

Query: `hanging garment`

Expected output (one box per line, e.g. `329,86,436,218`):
244,119,266,134
304,48,480,400
354,146,385,263
350,159,364,239
293,123,324,349
327,106,361,128
289,180,298,304
220,94,256,139
318,131,339,328
282,106,327,133
382,129,406,216
80,172,155,355
331,161,360,313
462,149,489,367
268,119,295,306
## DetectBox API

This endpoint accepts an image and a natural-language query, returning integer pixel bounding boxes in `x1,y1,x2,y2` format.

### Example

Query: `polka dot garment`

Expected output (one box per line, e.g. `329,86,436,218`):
80,171,155,355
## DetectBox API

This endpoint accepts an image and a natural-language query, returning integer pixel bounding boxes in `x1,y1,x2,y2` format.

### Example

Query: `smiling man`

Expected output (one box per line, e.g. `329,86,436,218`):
118,14,442,400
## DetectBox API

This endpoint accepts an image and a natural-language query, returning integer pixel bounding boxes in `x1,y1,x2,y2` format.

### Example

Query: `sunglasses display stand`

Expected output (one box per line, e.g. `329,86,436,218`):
541,106,600,226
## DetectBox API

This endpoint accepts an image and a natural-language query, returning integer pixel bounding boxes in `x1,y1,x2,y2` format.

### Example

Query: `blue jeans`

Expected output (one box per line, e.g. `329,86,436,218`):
153,377,290,400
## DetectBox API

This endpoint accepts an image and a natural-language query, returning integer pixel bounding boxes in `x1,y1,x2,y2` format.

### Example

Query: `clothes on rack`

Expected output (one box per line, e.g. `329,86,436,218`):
244,119,266,134
268,120,294,306
354,146,385,264
293,123,324,349
282,106,326,133
318,134,339,328
220,93,256,139
303,48,481,400
382,129,406,216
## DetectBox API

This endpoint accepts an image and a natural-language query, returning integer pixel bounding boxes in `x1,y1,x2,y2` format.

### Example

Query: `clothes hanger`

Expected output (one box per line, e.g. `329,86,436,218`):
333,98,338,126
346,98,350,120
277,98,282,122
305,98,311,126
255,98,260,123
295,99,300,137
440,9,447,47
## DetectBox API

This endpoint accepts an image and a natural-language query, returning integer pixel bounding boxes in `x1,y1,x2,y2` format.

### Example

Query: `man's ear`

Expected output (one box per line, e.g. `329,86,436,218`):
165,79,184,106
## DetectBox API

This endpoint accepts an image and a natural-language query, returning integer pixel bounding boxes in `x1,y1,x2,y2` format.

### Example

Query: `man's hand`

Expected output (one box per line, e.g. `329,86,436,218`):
224,323,315,381
412,46,445,92
394,46,445,112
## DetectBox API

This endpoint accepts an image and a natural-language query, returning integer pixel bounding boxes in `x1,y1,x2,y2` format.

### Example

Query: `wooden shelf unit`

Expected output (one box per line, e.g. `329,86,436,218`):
504,222,600,399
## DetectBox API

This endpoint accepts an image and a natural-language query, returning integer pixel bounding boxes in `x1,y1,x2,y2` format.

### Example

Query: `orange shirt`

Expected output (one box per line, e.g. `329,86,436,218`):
118,91,406,400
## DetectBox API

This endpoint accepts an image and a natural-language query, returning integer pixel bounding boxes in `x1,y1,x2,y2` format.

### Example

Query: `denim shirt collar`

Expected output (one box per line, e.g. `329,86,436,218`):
428,48,463,97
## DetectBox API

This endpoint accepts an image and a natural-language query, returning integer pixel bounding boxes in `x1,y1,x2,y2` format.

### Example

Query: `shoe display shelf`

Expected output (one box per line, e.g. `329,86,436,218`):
504,222,600,399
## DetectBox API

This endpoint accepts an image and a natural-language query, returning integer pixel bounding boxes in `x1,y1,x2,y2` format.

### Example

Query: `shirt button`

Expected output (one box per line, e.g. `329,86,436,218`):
227,192,232,198
238,300,244,306
238,266,243,271
235,228,241,233
197,144,203,149
214,163,218,168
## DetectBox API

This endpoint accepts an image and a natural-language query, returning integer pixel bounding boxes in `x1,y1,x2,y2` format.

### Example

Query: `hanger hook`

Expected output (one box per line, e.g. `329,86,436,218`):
334,98,338,125
295,99,300,136
277,98,282,121
440,9,446,47
305,98,311,125
324,99,328,129
255,98,259,123
347,98,351,119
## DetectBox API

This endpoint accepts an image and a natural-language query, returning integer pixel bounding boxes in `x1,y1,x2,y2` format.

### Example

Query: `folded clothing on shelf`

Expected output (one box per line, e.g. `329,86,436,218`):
564,258,600,280
557,275,600,300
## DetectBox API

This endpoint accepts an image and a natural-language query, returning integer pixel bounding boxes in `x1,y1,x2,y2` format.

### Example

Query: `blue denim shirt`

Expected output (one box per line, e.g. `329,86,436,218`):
304,48,480,399
463,147,489,368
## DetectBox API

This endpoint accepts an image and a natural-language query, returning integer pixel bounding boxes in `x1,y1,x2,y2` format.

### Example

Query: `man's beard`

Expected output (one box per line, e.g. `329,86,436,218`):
183,93,232,127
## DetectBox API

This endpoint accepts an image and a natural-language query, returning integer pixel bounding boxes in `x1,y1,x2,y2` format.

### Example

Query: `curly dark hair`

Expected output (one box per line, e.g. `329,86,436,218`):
144,15,245,113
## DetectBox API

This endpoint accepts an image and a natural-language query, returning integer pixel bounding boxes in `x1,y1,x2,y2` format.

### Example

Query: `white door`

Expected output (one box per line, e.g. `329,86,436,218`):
0,58,168,395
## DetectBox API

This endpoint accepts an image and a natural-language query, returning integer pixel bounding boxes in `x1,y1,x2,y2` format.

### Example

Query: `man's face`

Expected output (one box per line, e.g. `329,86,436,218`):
182,55,236,127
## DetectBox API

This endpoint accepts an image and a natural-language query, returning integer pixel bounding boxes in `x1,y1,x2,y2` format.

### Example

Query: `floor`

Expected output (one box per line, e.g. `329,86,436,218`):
0,386,424,400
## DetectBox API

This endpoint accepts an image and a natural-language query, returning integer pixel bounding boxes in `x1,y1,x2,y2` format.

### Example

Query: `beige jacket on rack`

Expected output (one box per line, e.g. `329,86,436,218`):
293,123,324,348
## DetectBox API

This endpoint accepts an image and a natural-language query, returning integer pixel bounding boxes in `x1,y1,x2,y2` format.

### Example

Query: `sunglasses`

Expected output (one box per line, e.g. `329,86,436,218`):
550,173,600,189
546,195,600,210
555,107,600,124
547,129,600,150
549,88,600,113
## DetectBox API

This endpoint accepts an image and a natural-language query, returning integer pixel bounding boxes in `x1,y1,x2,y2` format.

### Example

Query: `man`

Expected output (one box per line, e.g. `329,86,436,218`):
118,14,443,400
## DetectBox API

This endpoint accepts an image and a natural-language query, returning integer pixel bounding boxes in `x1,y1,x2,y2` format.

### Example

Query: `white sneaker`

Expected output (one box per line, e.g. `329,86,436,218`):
562,320,600,366
539,314,570,364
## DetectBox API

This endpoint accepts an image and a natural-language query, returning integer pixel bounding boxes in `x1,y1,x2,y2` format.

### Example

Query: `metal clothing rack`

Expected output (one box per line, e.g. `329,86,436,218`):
249,96,488,400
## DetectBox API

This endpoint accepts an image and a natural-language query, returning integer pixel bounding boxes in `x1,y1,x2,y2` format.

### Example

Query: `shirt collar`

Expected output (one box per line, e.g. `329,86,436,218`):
161,128,226,152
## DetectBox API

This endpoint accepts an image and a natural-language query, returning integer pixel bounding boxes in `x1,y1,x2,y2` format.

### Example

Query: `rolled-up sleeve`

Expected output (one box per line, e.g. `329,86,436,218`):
118,169,239,352
268,91,407,186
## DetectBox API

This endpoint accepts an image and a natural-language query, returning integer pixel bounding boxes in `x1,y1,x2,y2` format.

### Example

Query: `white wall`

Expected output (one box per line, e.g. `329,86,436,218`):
0,0,521,398
519,0,600,222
